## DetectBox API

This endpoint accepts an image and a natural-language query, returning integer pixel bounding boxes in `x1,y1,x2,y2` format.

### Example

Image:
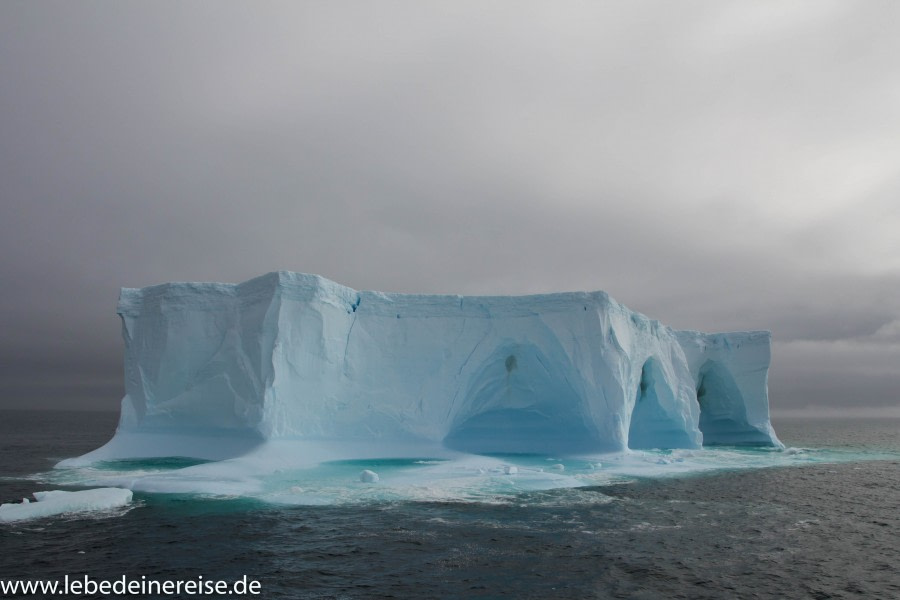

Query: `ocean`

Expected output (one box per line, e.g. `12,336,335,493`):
1,410,898,599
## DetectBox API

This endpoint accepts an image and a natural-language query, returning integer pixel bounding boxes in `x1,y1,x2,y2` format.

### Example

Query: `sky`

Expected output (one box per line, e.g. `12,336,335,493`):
1,1,899,416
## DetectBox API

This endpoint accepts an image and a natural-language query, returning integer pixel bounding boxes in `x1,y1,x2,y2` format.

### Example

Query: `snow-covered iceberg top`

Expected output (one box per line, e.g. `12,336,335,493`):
72,271,780,465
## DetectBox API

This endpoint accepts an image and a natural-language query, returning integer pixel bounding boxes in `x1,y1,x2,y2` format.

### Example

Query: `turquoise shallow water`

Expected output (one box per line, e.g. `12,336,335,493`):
1,410,899,599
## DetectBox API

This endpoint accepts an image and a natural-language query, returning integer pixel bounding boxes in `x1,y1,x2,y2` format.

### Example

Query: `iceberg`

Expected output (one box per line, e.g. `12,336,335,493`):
67,271,780,468
0,489,133,522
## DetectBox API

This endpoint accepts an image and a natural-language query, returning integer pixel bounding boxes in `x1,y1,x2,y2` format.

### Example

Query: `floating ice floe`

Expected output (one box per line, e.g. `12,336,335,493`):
0,488,133,523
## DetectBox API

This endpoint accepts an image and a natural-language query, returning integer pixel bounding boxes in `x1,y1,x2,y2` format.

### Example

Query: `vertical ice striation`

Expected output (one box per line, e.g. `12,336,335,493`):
83,272,780,463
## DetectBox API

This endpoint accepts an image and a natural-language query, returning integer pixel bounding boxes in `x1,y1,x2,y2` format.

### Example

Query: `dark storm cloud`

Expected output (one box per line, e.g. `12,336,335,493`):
2,1,899,412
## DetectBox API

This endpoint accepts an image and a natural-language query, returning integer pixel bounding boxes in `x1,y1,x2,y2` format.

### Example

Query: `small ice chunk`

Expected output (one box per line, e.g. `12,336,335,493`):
551,464,565,471
359,470,379,483
503,465,518,475
0,488,133,523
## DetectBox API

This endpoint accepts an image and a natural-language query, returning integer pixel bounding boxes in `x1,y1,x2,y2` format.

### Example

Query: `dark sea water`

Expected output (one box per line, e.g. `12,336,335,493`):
1,410,899,599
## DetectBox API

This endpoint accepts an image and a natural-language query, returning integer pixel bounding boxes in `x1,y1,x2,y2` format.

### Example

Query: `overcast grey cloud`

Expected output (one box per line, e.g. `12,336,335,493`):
1,1,899,413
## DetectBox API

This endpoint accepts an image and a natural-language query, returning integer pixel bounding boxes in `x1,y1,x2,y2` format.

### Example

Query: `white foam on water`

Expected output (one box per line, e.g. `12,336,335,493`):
42,442,899,507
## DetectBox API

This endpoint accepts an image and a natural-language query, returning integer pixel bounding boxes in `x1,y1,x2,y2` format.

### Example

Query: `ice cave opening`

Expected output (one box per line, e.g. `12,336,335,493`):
696,360,771,446
627,357,696,450
443,346,599,455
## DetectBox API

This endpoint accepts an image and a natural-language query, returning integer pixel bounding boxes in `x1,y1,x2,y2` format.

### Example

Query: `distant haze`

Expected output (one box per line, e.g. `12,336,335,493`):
2,2,899,416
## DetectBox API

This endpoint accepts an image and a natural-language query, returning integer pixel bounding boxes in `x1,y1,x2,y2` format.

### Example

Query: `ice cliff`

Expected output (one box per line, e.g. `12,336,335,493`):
79,272,780,462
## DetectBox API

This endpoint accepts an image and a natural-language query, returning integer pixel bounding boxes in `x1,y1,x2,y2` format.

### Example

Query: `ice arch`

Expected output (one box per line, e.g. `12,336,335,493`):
443,345,599,454
627,357,696,449
696,360,773,446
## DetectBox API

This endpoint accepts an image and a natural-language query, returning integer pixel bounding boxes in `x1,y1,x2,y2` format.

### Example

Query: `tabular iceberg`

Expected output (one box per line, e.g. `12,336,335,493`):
72,271,780,465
